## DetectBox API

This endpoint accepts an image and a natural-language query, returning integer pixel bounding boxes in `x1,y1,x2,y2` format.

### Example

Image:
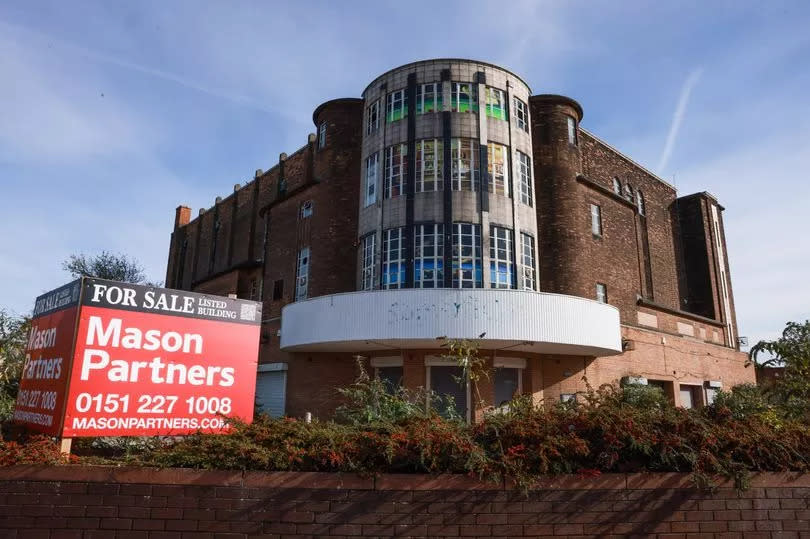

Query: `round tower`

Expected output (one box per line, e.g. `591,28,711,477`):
357,59,537,291
529,94,588,296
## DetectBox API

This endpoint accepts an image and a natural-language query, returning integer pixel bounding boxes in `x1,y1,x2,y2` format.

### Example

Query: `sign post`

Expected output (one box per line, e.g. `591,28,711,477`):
14,278,262,440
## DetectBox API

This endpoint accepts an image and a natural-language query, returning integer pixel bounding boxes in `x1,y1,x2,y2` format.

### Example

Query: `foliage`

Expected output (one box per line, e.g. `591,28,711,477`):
615,382,669,409
750,320,810,419
115,377,810,490
62,251,153,284
0,435,77,466
4,377,810,491
0,310,30,421
442,338,491,411
710,384,771,420
335,362,459,426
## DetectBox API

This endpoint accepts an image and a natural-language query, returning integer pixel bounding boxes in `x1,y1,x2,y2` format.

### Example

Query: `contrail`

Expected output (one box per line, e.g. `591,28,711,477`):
657,68,703,174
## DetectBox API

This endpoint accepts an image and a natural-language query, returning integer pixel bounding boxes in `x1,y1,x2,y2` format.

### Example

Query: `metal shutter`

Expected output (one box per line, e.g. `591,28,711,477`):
255,365,287,418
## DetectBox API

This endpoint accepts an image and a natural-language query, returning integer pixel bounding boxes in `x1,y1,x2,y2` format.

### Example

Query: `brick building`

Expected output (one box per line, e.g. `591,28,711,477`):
165,59,754,420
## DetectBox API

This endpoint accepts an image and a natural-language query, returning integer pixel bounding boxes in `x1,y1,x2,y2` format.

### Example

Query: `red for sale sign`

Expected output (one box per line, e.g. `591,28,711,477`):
14,278,262,437
13,280,82,436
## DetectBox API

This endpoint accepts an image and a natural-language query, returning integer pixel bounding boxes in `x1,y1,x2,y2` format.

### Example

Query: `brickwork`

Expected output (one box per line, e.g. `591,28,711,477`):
2,466,809,538
580,131,681,312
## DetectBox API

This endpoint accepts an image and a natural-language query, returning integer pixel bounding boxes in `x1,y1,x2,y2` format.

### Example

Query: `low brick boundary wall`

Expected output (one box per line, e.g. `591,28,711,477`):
1,467,810,538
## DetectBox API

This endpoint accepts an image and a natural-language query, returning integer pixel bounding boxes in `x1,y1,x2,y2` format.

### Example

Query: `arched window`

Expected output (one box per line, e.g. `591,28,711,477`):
637,190,646,216
612,177,621,195
624,183,634,201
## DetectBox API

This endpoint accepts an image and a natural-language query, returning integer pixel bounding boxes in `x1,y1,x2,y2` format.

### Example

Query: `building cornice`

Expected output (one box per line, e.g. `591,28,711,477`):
576,174,638,210
579,128,677,192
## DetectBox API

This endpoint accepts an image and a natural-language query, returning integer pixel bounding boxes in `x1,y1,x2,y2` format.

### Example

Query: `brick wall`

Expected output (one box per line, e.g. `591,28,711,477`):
1,466,809,538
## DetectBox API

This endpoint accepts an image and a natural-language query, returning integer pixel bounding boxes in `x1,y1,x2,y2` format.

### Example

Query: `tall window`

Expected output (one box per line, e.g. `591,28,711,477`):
451,82,478,113
612,177,621,195
520,233,535,291
485,87,507,120
624,183,634,201
386,89,407,123
365,152,379,206
596,283,608,304
487,144,509,197
384,144,407,199
517,151,533,206
299,200,313,219
295,247,310,301
513,97,529,132
360,234,376,291
416,83,442,114
415,139,443,192
566,115,577,145
637,190,646,216
489,226,514,289
382,228,406,289
450,139,479,191
427,362,468,420
414,224,444,288
318,122,327,149
590,204,602,237
452,223,482,288
366,100,380,134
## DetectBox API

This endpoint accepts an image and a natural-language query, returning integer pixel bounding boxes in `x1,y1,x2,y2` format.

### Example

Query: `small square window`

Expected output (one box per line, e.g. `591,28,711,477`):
596,283,608,304
299,200,313,219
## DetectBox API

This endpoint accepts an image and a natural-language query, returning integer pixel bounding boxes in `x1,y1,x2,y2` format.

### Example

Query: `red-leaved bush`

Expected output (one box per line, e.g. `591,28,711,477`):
0,435,77,466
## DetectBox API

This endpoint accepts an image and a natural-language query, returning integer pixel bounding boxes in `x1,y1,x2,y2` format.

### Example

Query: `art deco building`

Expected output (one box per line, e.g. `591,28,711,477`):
165,59,753,420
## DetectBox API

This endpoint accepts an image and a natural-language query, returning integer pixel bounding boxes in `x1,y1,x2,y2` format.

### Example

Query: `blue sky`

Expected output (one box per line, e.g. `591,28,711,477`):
1,1,808,350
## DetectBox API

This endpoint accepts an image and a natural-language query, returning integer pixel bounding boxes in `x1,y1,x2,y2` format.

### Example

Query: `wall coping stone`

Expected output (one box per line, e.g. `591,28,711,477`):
2,466,810,490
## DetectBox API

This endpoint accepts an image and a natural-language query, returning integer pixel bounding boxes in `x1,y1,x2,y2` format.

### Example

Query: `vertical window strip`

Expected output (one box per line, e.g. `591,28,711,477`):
567,115,577,145
612,177,622,195
637,190,646,215
487,144,509,197
295,247,310,301
591,204,602,237
489,226,514,289
514,97,529,131
485,87,507,120
384,144,407,199
415,139,443,192
386,89,407,123
361,234,376,291
517,151,533,206
414,224,444,288
382,228,406,289
366,100,380,134
451,139,480,191
416,83,442,114
452,223,483,288
520,233,536,291
451,82,478,113
365,153,378,206
318,122,327,148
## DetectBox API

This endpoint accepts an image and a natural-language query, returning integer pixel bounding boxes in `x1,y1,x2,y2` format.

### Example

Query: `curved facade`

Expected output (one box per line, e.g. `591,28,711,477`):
165,58,754,420
358,60,537,292
281,289,622,356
